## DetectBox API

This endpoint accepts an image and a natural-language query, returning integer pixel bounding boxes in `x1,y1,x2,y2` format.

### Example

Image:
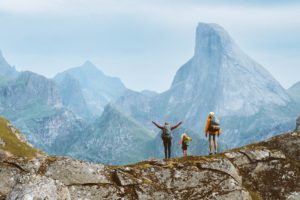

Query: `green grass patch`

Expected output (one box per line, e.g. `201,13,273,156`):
0,116,42,158
248,190,263,200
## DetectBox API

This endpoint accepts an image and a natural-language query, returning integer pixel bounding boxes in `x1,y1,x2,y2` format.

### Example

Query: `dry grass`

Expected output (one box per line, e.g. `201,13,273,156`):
0,116,42,158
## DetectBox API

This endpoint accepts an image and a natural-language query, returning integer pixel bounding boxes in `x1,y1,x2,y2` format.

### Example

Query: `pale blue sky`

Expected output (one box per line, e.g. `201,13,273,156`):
0,0,299,92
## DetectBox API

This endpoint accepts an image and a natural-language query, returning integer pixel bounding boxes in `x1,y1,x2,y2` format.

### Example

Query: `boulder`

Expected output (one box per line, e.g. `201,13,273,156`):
44,157,111,185
199,158,242,184
113,170,139,186
6,174,71,200
0,164,21,196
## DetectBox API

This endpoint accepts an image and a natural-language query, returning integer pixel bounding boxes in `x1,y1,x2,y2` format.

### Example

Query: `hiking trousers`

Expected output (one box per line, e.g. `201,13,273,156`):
162,137,172,159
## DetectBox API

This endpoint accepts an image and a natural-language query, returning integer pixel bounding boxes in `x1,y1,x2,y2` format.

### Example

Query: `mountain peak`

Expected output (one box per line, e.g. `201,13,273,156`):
82,60,97,69
0,50,18,78
194,22,238,57
0,50,10,67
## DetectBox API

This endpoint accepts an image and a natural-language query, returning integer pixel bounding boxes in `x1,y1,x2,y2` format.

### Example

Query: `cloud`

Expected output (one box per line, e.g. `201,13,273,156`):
1,0,300,30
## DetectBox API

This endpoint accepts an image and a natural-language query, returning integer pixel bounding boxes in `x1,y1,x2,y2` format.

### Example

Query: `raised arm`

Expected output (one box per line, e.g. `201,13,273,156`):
171,121,183,131
152,121,163,129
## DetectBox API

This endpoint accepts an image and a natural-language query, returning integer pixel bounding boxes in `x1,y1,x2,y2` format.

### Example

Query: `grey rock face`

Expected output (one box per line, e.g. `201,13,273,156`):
114,170,140,186
0,71,86,156
6,174,71,200
0,164,20,195
44,157,110,185
68,104,155,165
19,108,86,156
0,50,18,79
56,73,91,119
114,89,154,129
199,158,242,184
54,61,126,116
0,71,62,109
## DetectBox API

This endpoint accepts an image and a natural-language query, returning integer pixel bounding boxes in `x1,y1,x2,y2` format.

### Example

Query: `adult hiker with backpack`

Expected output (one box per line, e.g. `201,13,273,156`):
152,121,183,159
205,112,221,155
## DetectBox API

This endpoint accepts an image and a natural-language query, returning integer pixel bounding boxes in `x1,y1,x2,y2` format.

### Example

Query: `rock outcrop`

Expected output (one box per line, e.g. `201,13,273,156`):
1,129,299,200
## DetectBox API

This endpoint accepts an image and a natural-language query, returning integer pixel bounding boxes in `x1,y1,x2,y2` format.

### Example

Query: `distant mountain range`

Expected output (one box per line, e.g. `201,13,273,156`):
0,23,299,165
54,61,126,117
0,70,85,155
67,104,155,165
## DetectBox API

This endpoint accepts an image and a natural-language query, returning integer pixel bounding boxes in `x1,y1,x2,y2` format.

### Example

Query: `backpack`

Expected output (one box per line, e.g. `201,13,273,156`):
182,135,192,146
161,125,172,139
209,116,220,132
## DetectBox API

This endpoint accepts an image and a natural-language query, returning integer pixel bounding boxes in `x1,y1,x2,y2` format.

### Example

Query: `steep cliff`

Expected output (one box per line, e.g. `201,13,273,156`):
0,51,18,81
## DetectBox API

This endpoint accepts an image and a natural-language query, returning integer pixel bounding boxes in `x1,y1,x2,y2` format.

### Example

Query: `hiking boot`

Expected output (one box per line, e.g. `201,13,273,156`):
209,152,213,155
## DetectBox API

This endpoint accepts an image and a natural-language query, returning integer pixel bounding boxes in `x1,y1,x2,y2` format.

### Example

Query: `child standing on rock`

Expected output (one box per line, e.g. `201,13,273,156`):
179,133,192,157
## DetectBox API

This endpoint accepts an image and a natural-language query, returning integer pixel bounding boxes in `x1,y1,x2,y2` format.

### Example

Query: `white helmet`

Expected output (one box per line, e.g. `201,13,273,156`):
209,112,215,116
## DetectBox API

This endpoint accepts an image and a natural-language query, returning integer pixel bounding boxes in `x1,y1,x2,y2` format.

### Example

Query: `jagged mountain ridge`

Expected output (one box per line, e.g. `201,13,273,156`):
0,50,18,81
54,61,126,116
56,73,90,119
67,104,155,165
0,71,62,110
0,116,299,200
0,71,85,155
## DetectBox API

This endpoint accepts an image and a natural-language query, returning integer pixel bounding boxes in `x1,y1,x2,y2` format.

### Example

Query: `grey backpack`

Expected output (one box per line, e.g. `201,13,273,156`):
161,125,172,139
209,116,220,132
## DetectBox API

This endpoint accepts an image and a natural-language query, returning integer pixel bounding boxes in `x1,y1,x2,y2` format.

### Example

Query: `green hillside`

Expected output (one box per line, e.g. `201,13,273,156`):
0,116,42,158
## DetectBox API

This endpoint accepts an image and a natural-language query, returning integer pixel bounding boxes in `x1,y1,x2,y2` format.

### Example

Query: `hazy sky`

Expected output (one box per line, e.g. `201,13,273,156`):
0,0,299,92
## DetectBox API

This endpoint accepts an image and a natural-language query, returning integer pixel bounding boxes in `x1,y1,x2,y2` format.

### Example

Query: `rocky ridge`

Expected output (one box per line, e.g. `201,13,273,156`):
0,51,18,80
0,118,299,200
